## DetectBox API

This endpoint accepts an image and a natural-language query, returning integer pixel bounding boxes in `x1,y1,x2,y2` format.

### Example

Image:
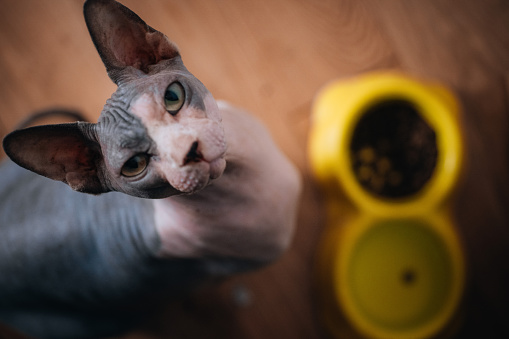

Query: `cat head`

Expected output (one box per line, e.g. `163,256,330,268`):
3,0,226,198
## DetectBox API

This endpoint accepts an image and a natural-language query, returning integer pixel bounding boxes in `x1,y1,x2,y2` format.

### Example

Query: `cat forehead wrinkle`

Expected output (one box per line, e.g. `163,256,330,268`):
98,104,153,155
101,86,135,120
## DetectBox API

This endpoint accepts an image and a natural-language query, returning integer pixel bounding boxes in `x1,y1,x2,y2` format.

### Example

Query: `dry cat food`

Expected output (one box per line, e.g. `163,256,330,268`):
350,99,438,198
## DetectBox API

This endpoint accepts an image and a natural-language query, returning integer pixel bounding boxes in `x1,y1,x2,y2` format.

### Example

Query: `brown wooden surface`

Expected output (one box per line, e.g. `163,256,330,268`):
0,0,508,338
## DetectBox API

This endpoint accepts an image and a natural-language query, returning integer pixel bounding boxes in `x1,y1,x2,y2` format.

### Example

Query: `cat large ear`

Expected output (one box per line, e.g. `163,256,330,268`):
3,123,109,194
84,0,180,83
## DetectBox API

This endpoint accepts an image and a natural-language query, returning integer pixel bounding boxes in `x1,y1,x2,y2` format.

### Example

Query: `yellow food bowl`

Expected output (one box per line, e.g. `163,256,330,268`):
309,72,464,216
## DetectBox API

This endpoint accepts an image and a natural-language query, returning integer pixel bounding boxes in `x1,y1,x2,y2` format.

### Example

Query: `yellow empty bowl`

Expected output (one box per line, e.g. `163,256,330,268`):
335,216,464,339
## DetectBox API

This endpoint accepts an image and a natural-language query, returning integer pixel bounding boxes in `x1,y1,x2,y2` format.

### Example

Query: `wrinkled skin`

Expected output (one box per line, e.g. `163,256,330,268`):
0,0,301,338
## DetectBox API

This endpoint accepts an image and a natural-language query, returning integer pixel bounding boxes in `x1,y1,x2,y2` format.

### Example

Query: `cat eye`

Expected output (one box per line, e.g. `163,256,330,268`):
121,154,149,177
164,82,185,115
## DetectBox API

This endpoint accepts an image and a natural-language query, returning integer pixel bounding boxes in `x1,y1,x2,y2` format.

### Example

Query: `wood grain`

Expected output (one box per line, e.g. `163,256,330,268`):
0,0,508,338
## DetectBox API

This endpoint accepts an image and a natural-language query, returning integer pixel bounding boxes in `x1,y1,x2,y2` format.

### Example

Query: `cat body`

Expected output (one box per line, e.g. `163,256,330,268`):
0,0,301,338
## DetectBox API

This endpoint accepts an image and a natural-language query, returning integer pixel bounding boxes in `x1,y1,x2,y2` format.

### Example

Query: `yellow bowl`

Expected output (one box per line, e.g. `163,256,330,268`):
319,215,465,339
309,72,464,216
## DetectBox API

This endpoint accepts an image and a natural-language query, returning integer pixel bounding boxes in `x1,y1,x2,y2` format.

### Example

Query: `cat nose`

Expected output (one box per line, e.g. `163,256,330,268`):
183,141,203,165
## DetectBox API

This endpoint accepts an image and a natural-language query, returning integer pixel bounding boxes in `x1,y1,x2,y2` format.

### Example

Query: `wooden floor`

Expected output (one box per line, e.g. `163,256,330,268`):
0,0,508,338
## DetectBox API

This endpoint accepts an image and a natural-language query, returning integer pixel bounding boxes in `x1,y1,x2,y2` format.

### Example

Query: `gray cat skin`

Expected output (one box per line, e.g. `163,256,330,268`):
0,0,301,338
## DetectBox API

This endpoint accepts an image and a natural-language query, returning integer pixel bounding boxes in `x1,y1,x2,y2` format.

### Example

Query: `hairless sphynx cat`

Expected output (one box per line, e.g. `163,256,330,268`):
0,0,301,337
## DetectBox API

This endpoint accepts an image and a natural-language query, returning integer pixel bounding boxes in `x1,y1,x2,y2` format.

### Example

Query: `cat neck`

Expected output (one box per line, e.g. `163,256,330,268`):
151,101,301,263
